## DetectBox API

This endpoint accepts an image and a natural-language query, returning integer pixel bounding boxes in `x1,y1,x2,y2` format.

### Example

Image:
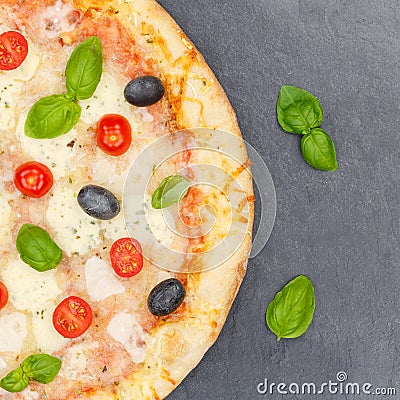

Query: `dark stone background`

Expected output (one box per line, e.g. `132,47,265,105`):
158,1,400,399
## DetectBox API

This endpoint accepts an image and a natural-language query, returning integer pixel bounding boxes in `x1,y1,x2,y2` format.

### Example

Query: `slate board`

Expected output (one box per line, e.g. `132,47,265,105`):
158,1,400,399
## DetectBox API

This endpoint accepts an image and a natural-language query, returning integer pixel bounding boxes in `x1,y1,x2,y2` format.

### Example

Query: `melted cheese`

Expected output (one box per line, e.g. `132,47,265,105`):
107,312,147,364
78,66,154,138
0,45,40,130
92,156,127,196
46,183,128,256
2,258,61,312
157,270,174,283
79,69,134,126
16,116,78,179
84,256,125,302
102,212,129,242
145,196,176,247
0,312,27,352
3,48,40,82
46,184,102,256
0,357,6,373
59,341,99,381
19,388,40,400
31,302,69,353
0,193,11,249
37,0,77,39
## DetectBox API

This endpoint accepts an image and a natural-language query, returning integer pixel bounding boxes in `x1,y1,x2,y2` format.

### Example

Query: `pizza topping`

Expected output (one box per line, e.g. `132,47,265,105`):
16,122,78,180
110,238,143,278
65,36,103,100
20,354,61,384
124,76,165,107
53,296,93,338
107,312,147,364
24,94,82,139
79,68,134,125
46,184,127,256
0,282,8,311
57,340,100,382
0,195,11,252
0,312,27,352
2,258,61,312
14,161,54,198
47,185,102,256
151,175,191,209
147,278,186,317
96,114,132,156
0,354,61,393
16,224,62,272
38,0,78,40
24,36,103,139
84,256,125,301
0,31,28,71
0,366,28,393
77,184,120,220
0,42,39,130
32,303,69,354
145,197,177,246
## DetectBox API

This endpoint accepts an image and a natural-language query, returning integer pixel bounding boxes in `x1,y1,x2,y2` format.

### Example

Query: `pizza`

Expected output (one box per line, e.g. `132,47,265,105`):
0,1,254,399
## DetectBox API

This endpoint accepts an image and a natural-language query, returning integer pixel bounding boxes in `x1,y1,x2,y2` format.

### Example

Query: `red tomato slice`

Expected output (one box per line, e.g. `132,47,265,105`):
0,31,28,71
53,296,92,338
96,114,132,156
110,238,143,277
0,282,9,310
14,161,53,198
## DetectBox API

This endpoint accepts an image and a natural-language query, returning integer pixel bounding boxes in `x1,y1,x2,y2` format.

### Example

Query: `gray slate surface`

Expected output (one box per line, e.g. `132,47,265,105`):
157,1,400,399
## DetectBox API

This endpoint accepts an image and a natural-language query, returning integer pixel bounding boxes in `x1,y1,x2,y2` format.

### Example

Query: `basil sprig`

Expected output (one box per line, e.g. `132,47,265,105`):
266,275,316,341
65,36,103,100
0,354,62,393
21,354,62,384
24,36,103,139
277,85,338,171
152,175,191,209
0,367,28,393
277,85,323,134
25,94,81,139
301,128,338,171
16,224,62,272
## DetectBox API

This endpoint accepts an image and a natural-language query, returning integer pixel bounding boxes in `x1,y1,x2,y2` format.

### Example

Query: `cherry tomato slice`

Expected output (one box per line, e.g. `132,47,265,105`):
0,282,9,310
0,31,28,71
110,238,143,277
53,296,92,338
14,161,53,198
96,114,132,156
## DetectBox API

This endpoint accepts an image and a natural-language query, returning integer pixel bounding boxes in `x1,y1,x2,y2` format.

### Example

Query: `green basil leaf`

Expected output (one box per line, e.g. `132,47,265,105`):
21,354,62,384
277,85,323,134
24,94,81,139
0,367,28,393
266,275,316,341
65,36,103,100
152,175,191,209
301,128,338,171
16,224,62,272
